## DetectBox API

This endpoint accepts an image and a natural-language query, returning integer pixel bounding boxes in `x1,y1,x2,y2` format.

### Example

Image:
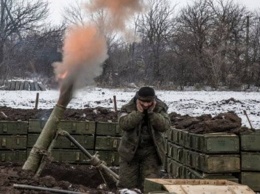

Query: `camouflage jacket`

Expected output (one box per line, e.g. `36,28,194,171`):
118,97,170,164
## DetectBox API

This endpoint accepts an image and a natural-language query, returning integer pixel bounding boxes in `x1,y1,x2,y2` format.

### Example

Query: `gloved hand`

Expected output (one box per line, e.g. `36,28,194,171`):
136,99,144,113
147,99,156,114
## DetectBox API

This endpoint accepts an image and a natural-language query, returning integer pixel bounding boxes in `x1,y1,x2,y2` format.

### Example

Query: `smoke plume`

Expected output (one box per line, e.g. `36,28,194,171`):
54,25,108,88
54,0,144,107
87,0,143,31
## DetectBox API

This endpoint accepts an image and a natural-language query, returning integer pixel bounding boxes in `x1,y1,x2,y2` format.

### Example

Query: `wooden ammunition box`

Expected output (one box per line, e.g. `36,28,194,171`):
27,134,94,149
171,128,179,143
59,120,95,134
169,143,183,163
0,150,27,162
96,122,121,136
184,149,240,173
189,133,239,153
0,135,27,149
29,119,95,134
166,157,172,174
166,127,174,142
240,132,260,151
241,152,260,171
171,159,185,178
167,142,172,158
95,136,121,150
183,165,239,182
96,150,120,166
177,129,189,147
0,121,28,134
241,172,260,192
28,119,47,132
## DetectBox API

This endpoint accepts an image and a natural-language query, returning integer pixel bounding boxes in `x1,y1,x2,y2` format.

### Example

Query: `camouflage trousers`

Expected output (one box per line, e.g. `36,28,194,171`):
117,145,161,191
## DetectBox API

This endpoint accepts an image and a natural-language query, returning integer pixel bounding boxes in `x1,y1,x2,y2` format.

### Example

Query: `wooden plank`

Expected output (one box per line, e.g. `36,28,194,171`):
164,185,255,194
144,179,255,194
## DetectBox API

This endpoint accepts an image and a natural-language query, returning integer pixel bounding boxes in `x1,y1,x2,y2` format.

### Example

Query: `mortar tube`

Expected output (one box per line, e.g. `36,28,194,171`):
13,184,86,194
22,104,66,173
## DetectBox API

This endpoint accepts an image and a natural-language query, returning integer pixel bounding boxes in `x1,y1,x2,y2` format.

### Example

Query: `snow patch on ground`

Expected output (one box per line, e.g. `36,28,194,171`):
0,87,259,129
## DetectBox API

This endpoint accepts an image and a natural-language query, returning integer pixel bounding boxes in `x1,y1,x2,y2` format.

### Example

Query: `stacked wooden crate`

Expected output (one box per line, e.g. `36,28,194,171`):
27,119,95,163
0,121,28,162
240,131,260,192
95,121,121,166
166,128,240,182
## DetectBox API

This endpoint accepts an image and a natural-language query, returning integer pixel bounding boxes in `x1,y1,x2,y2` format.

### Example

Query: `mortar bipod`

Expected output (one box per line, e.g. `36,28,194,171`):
58,130,119,184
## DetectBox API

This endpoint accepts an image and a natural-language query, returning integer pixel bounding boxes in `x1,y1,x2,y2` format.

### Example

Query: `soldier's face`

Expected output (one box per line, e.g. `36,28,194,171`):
139,100,153,110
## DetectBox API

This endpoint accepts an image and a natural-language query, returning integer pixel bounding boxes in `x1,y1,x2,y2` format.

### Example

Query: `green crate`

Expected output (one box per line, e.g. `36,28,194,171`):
59,120,95,134
183,165,239,182
49,149,94,164
96,122,121,136
29,120,95,134
27,134,94,149
96,150,120,166
190,133,239,153
171,128,179,144
0,121,28,134
177,130,189,147
171,159,185,178
0,135,27,149
95,136,121,150
28,119,47,132
166,127,174,142
187,150,240,173
241,152,260,171
0,150,27,162
170,143,183,163
240,132,260,151
166,157,172,174
241,172,260,192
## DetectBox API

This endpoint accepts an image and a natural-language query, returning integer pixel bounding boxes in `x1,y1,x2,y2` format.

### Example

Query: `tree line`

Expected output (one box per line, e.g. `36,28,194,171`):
0,0,260,90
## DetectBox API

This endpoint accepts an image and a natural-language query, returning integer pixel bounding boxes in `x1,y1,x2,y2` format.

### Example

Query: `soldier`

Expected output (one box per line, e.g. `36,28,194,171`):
117,86,171,192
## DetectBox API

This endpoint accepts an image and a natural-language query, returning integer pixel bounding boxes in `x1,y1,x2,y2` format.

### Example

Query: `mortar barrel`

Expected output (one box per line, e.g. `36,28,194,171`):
22,104,66,173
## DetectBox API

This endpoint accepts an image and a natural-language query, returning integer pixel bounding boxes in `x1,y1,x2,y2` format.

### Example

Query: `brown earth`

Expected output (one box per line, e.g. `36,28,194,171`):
0,107,253,193
0,106,118,122
0,162,117,194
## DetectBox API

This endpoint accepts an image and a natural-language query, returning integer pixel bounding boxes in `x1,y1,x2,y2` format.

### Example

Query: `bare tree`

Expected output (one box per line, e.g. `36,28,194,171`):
249,12,260,86
207,0,250,87
11,26,64,80
62,0,87,26
135,0,175,85
0,0,48,78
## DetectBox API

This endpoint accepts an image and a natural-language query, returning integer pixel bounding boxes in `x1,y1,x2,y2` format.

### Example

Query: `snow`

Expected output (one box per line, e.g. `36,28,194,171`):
1,86,259,129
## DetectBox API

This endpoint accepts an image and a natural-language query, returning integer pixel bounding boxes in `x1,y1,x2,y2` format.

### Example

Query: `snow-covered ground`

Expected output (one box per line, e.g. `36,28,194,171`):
0,87,259,129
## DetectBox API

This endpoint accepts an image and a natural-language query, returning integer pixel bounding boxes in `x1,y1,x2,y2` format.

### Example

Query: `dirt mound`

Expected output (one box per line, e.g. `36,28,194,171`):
169,111,253,134
0,162,117,194
0,106,118,122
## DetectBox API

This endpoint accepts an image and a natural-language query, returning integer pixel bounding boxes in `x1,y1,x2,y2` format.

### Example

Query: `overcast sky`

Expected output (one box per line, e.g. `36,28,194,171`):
47,0,260,25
